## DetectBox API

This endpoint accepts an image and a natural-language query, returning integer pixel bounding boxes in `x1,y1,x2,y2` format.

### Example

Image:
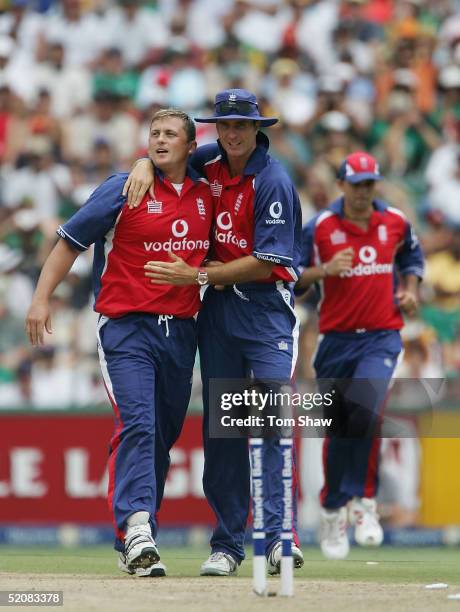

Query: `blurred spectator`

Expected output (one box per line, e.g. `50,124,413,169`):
368,69,440,185
103,0,168,70
397,321,444,379
27,88,62,150
425,110,460,191
40,0,107,67
29,345,104,408
2,135,71,219
0,0,44,66
93,47,139,101
32,41,92,118
339,0,384,42
0,243,33,318
62,90,138,165
0,83,29,166
295,0,339,74
0,34,36,102
231,0,290,54
427,149,460,227
266,58,316,127
165,44,207,110
0,282,30,402
203,41,262,99
422,233,460,374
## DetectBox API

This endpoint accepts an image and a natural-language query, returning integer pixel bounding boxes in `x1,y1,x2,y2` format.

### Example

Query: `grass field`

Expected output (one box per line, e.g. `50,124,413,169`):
2,546,460,611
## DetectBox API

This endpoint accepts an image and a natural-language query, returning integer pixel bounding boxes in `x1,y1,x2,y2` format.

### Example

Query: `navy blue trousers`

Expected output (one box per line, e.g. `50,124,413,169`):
313,330,402,509
97,313,196,552
198,283,299,562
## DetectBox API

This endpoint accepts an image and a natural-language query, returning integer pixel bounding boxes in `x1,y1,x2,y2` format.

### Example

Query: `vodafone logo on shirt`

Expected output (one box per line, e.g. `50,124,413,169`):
214,211,248,248
359,245,377,263
340,245,393,277
266,201,285,224
172,219,189,238
143,219,210,252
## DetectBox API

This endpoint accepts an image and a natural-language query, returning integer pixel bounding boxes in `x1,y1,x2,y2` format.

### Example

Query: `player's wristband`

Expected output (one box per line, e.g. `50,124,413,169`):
321,263,329,278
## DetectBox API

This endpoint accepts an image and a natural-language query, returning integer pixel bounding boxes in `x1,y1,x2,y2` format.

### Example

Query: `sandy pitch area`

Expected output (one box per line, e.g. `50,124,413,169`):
1,574,458,612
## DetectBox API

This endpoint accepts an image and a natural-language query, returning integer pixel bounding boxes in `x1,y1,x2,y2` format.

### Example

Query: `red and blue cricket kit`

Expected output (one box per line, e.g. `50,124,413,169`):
58,169,212,550
191,133,302,561
302,197,424,509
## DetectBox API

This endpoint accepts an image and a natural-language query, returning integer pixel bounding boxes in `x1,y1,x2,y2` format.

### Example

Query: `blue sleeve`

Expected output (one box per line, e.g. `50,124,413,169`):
190,143,220,176
395,221,424,279
57,174,126,251
252,164,299,267
300,219,316,270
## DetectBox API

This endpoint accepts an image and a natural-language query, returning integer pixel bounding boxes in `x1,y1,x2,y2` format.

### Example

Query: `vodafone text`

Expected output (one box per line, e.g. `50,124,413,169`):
144,238,210,252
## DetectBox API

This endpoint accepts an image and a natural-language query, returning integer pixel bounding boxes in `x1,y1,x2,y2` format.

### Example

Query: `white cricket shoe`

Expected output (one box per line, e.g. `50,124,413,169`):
118,552,166,577
267,541,304,575
124,524,160,570
200,552,238,576
349,497,384,547
319,507,349,560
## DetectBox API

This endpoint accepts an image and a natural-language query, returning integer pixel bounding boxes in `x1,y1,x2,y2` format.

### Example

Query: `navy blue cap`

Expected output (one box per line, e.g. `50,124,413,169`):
195,89,278,127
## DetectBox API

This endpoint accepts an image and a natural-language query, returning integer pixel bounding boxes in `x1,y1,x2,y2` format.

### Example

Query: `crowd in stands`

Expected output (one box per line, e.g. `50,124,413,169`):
0,0,459,409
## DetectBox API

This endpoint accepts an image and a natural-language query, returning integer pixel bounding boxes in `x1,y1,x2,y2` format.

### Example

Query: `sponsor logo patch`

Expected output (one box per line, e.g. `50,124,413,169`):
210,180,223,197
266,201,285,225
330,229,346,245
378,225,388,244
147,200,162,214
196,197,206,219
234,193,243,214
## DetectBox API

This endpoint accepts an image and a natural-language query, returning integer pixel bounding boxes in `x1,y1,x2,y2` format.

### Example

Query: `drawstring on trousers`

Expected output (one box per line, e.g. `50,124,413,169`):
233,285,249,302
158,314,173,337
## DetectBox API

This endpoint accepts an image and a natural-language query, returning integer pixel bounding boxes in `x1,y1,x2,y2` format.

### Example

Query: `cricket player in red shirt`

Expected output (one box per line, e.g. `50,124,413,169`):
297,152,424,559
25,109,213,577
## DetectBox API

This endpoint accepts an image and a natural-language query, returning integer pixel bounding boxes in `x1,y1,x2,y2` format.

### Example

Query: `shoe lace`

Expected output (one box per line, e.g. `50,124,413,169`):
125,524,153,554
363,505,380,526
354,501,380,527
208,552,235,568
324,513,346,543
209,552,227,562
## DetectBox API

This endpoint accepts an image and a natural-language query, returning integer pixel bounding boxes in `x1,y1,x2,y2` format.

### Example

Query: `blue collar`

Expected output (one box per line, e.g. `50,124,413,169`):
216,131,270,176
329,196,388,216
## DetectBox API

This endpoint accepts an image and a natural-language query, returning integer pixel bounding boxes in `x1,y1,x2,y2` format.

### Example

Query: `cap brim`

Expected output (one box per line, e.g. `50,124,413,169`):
194,114,278,127
344,173,382,183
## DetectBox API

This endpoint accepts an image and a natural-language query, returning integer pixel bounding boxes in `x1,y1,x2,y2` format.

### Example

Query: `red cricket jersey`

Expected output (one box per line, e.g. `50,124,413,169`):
58,171,213,319
192,135,302,283
302,198,424,333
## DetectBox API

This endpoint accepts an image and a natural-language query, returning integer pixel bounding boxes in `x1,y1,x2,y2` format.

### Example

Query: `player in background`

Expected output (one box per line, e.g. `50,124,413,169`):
25,109,213,577
124,89,304,577
296,152,424,559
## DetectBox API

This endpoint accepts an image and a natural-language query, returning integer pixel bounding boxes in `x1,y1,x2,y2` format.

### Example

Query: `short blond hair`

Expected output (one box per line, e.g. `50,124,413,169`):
150,108,196,142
